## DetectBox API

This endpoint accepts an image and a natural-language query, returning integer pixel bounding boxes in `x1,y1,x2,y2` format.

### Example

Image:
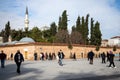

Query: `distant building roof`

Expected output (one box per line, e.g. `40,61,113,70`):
19,37,35,43
111,36,120,39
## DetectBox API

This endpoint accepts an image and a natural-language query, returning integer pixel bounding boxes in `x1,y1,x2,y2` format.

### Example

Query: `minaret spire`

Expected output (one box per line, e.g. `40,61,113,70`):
25,6,29,29
26,6,28,14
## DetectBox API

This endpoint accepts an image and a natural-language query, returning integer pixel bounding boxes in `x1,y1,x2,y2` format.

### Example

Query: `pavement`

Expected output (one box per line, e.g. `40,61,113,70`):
0,58,120,80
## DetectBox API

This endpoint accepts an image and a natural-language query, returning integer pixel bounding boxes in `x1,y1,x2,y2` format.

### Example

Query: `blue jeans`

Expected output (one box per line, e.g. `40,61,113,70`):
58,59,63,66
1,60,5,68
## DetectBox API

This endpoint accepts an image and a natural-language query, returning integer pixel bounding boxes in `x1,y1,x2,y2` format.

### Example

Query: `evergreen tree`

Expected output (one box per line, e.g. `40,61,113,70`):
4,21,11,42
76,16,81,33
29,27,42,42
71,25,76,32
58,10,68,31
50,22,57,36
81,16,85,44
85,14,89,45
58,17,62,31
94,21,102,46
90,18,95,45
61,10,68,30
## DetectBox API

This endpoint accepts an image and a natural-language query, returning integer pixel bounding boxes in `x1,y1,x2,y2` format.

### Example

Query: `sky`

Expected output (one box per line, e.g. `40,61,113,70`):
0,0,120,39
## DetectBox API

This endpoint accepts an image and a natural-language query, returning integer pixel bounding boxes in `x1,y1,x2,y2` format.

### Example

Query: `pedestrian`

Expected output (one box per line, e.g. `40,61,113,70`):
0,50,7,68
45,52,48,60
73,52,76,60
34,52,37,60
10,53,13,60
101,52,106,63
106,51,110,62
87,50,95,64
108,51,116,68
14,50,24,74
58,50,65,66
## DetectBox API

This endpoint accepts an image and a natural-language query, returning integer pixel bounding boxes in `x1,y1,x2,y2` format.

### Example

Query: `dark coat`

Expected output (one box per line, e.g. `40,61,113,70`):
14,52,24,63
0,52,6,60
88,51,95,59
109,53,115,62
58,52,65,59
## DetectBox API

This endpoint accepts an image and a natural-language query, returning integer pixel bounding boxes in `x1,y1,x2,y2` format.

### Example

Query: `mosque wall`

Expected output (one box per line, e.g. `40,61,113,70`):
0,43,120,60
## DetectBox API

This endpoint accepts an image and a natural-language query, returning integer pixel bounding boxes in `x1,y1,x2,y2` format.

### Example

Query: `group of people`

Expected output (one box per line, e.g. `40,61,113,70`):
34,50,65,66
87,50,117,68
0,49,119,75
70,52,76,60
34,52,56,61
0,50,24,74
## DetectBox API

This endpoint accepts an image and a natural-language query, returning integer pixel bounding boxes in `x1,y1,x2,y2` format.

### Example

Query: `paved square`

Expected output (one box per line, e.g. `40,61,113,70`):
0,58,120,80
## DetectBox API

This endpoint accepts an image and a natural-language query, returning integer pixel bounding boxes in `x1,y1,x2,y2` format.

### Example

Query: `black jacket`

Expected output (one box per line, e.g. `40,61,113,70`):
14,52,24,63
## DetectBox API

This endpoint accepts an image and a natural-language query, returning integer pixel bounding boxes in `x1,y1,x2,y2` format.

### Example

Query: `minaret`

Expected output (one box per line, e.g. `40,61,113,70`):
25,6,29,29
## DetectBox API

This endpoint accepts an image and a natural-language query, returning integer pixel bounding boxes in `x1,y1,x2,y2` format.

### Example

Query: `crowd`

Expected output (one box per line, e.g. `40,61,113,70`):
0,49,120,74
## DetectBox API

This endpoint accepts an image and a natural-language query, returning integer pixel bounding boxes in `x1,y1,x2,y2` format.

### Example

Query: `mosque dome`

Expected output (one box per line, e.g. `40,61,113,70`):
19,37,35,43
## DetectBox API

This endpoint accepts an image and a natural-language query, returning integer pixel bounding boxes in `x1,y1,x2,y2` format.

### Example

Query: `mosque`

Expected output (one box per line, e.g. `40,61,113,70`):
0,7,119,60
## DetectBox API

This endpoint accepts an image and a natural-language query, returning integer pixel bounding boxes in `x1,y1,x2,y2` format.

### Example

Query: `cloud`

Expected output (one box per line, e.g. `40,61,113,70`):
0,0,120,39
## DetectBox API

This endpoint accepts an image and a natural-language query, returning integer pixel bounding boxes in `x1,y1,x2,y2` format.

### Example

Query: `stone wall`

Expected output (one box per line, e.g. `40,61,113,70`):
0,43,120,60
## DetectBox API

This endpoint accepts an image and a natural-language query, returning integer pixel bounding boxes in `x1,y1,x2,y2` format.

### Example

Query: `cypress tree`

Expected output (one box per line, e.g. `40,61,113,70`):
58,17,62,31
90,18,95,45
85,14,89,45
58,10,68,31
94,21,102,46
4,21,11,42
76,16,81,33
81,16,85,44
50,22,57,36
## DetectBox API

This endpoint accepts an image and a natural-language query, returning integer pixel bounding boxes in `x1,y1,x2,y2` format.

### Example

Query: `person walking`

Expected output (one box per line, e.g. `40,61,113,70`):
101,52,106,63
108,51,116,68
73,52,76,60
106,51,110,62
58,50,65,66
87,50,95,65
34,52,37,60
0,50,7,68
14,50,24,74
10,53,13,60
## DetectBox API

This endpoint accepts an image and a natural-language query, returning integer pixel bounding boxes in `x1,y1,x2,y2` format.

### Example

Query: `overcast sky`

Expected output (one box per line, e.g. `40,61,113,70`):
0,0,120,39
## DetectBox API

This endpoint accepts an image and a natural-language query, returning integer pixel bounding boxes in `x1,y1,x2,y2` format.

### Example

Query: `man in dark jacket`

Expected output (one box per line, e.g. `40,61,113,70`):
88,50,95,64
108,51,116,68
58,50,65,66
101,52,106,63
14,50,24,74
0,50,7,68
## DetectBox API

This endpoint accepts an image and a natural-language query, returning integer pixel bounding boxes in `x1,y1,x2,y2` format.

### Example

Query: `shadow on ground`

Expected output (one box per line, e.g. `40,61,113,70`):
0,61,43,80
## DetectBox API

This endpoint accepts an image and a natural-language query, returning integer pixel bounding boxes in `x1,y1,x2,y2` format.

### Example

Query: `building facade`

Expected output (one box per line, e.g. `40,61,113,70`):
108,36,120,47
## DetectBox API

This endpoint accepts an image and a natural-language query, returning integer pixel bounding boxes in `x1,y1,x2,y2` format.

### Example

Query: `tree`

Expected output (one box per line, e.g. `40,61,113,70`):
58,10,68,31
55,30,69,43
81,16,85,44
90,18,95,45
70,30,83,44
85,14,89,45
68,39,73,53
4,21,11,42
11,29,25,41
94,21,102,46
58,17,62,31
76,16,81,33
71,25,76,32
50,22,57,36
29,27,42,42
